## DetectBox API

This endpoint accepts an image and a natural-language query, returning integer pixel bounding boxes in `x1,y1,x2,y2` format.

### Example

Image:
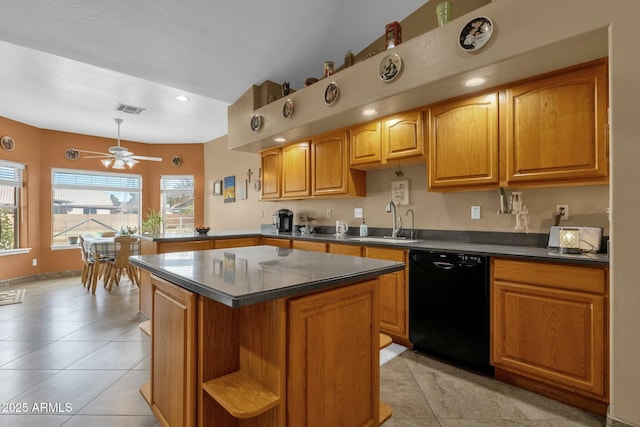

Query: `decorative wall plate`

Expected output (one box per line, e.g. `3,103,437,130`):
64,148,79,160
324,82,339,106
171,156,182,166
283,98,294,118
379,53,402,82
250,114,263,131
1,136,15,151
459,16,494,52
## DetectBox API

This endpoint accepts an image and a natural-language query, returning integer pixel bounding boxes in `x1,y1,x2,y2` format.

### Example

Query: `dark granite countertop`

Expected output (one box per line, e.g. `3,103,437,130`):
133,229,609,267
130,245,404,307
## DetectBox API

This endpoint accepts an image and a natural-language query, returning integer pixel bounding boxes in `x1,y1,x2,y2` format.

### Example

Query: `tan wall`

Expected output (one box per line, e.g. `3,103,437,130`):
204,136,609,235
0,117,204,281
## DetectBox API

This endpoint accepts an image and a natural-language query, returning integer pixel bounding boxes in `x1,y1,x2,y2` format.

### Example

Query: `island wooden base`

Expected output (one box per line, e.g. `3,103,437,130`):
147,275,389,426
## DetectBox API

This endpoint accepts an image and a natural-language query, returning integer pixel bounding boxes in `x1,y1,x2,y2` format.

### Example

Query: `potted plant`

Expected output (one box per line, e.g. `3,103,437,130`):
141,208,164,235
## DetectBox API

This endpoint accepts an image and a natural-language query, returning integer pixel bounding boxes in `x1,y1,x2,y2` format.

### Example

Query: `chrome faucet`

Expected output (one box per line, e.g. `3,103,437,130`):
406,209,415,239
385,201,402,238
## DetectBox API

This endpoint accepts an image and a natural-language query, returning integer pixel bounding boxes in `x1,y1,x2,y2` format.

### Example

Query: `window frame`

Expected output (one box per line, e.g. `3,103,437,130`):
51,168,142,247
160,175,195,233
0,160,25,252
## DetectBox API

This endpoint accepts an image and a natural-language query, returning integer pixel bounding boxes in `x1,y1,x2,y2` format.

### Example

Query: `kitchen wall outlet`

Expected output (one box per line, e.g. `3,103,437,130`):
259,210,264,218
471,205,481,220
556,204,569,220
354,208,363,218
326,208,332,219
32,258,38,266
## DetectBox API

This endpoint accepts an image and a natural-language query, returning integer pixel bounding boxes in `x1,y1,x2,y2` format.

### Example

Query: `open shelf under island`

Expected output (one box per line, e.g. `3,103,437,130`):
130,245,404,427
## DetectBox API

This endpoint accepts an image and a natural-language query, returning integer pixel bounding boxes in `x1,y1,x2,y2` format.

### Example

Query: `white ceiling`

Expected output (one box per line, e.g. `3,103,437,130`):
0,0,424,144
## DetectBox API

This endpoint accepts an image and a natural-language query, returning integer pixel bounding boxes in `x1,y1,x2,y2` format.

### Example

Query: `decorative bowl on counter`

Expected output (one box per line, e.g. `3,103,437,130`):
195,226,211,235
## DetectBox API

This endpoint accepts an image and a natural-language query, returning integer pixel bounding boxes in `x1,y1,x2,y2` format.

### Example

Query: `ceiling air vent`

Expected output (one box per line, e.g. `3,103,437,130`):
114,103,146,115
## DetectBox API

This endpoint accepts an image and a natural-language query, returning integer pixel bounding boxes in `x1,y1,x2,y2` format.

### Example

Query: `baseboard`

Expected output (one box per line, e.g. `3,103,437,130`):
0,270,81,287
607,409,640,427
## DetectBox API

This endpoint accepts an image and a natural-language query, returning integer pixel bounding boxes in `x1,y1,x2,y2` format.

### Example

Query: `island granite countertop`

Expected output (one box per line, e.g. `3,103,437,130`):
130,245,404,307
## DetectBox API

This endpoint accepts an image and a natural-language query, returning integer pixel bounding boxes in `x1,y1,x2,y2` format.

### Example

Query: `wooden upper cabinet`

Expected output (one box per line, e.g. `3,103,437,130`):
312,131,365,197
428,92,499,191
281,142,311,199
349,121,382,167
261,148,281,200
503,59,608,185
382,110,425,162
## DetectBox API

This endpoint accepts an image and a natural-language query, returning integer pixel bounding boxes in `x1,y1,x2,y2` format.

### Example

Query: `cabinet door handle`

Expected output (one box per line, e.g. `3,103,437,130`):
433,261,455,270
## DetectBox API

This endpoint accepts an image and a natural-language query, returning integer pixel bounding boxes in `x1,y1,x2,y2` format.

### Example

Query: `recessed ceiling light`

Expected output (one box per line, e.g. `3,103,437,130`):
175,95,190,102
361,109,378,117
463,76,489,87
274,137,287,143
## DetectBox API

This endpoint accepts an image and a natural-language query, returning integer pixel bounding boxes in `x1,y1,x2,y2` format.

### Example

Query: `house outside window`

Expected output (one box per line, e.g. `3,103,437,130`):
52,169,141,246
0,160,24,251
160,175,194,233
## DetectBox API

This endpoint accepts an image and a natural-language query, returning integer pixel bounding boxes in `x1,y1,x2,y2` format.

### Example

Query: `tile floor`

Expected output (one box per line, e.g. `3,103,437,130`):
0,275,606,426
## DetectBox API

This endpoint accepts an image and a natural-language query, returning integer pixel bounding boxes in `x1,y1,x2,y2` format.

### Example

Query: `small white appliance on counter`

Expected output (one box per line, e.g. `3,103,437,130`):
547,226,604,253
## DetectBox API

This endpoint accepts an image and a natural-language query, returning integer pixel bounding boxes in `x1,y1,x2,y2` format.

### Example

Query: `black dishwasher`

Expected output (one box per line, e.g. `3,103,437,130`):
409,250,492,375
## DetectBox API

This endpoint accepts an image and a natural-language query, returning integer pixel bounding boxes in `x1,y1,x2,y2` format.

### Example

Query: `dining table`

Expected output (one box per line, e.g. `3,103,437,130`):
82,235,140,293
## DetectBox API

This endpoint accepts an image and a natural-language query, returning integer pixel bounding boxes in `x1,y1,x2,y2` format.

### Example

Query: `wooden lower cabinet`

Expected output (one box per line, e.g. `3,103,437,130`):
288,279,380,426
147,274,385,426
364,247,409,346
491,258,608,414
149,276,197,427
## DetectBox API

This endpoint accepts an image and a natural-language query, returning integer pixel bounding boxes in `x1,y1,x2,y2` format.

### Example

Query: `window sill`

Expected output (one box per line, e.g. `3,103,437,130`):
0,248,32,256
51,245,80,251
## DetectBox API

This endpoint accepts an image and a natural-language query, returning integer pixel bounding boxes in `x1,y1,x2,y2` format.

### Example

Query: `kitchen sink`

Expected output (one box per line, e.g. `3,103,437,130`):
349,237,419,244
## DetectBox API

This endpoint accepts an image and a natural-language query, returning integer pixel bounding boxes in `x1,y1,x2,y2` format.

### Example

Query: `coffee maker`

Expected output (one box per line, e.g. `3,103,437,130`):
274,209,294,233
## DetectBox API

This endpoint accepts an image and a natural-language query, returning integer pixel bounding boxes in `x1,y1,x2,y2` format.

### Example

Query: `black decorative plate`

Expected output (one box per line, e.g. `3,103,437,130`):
250,114,263,131
459,17,494,52
324,82,339,106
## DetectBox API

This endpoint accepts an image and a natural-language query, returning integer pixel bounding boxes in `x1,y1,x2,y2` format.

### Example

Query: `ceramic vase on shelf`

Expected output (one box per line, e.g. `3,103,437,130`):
436,1,453,26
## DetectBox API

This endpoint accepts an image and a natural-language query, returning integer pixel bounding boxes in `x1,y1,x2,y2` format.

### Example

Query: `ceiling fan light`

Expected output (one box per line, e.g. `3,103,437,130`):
101,159,113,168
113,158,126,169
125,158,138,168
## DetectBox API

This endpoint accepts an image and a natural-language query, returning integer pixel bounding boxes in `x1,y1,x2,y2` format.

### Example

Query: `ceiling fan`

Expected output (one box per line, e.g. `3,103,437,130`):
74,118,163,169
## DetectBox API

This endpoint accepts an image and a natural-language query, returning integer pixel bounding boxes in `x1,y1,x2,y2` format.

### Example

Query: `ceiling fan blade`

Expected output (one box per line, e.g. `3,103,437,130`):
130,155,163,161
83,155,114,159
74,148,111,156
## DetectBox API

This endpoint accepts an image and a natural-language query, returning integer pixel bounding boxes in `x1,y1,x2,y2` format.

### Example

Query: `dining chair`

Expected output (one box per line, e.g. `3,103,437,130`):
103,236,140,291
78,235,94,289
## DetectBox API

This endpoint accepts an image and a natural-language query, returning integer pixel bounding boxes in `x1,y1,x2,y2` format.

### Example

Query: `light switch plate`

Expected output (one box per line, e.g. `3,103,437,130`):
471,206,481,220
354,208,363,218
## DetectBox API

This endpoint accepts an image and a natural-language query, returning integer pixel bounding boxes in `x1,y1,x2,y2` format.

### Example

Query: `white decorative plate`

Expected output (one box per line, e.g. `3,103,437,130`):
379,53,402,82
64,148,79,160
459,17,494,52
324,82,339,106
1,136,15,151
283,98,294,118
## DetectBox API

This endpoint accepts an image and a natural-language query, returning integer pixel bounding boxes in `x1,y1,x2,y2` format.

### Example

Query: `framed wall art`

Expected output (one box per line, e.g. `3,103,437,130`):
223,176,235,203
391,179,409,206
213,180,223,196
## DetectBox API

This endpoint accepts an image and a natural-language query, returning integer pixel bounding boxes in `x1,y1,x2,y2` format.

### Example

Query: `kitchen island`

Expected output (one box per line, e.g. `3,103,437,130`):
130,245,404,427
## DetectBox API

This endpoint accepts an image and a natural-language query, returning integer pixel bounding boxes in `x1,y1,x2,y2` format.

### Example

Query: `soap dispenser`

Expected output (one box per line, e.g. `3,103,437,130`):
359,219,368,237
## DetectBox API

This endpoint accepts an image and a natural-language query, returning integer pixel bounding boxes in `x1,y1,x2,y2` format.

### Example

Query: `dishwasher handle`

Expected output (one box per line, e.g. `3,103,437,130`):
433,261,455,270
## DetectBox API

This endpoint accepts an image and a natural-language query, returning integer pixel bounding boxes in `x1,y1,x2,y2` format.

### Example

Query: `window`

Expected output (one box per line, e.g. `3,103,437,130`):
0,160,24,251
52,169,141,246
161,175,194,233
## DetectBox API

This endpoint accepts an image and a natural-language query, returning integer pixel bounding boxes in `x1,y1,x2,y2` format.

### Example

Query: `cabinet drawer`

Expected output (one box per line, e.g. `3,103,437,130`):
292,240,327,252
364,247,406,263
493,258,606,294
213,237,259,249
329,243,363,257
157,240,213,254
261,237,291,248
